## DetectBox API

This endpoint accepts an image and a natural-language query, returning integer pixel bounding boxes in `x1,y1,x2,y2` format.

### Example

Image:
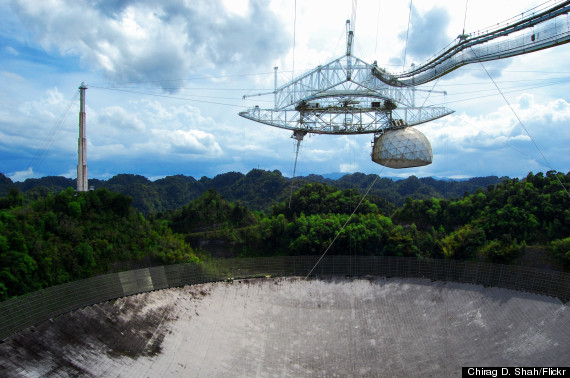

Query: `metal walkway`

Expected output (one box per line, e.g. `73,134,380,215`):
374,0,570,86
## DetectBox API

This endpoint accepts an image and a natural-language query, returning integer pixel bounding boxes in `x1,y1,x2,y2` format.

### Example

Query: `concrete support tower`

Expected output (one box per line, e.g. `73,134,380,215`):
77,83,88,192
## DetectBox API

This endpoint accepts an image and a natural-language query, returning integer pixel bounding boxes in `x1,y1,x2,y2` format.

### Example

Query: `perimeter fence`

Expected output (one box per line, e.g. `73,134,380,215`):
1,255,569,340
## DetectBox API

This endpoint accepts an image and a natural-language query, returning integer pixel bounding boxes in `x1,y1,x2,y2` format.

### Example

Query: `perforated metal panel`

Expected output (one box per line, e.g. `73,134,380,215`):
1,257,569,340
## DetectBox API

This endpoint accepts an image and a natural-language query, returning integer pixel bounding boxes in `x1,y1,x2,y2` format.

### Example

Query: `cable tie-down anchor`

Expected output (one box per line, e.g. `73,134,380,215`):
288,130,308,208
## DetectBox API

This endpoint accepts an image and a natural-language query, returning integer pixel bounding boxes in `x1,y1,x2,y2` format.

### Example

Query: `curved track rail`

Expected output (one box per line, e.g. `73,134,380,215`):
374,0,570,87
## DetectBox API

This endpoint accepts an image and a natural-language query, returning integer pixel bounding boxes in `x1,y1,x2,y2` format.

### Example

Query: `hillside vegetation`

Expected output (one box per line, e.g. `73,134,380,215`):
167,171,569,268
0,170,505,214
0,188,199,300
0,170,568,301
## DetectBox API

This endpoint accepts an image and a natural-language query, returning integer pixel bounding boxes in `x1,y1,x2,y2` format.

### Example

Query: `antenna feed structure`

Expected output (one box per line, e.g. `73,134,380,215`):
238,23,454,169
238,2,570,168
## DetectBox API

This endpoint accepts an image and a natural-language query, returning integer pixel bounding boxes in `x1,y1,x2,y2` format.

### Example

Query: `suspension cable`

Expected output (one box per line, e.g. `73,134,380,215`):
420,77,441,108
473,48,570,198
292,0,297,81
351,0,358,33
30,91,80,173
462,0,469,36
374,0,381,56
89,86,244,108
305,167,387,278
288,136,303,208
402,0,413,70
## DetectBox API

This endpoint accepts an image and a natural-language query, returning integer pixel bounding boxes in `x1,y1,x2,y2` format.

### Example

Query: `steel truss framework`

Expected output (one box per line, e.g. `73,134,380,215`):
375,0,570,87
239,52,453,135
240,1,570,136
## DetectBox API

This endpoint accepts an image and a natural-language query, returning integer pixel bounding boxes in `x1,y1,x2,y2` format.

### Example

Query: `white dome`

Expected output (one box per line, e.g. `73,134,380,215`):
371,127,433,169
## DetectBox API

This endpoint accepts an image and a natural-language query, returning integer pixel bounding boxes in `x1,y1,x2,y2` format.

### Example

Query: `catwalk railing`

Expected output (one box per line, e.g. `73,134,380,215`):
374,1,570,86
1,256,569,340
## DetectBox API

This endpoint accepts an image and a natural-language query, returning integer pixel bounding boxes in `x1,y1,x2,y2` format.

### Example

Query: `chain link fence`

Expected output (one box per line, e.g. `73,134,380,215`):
1,256,568,340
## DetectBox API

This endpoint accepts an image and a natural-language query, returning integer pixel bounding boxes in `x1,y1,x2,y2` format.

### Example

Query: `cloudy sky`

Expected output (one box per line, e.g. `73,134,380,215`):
1,0,569,182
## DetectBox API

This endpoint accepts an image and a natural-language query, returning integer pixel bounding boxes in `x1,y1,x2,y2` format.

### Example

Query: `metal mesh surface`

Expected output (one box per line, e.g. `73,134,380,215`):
1,256,568,340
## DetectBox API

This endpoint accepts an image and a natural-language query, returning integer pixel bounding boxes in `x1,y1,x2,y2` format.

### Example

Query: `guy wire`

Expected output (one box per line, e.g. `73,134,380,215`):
305,161,389,278
473,48,570,198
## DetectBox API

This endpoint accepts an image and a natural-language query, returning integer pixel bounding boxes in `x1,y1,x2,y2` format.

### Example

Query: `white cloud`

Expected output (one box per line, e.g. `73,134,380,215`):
162,129,223,156
18,87,65,119
222,0,250,17
399,5,451,63
8,167,35,182
417,93,570,177
517,95,570,124
518,93,534,110
11,0,289,91
99,105,146,132
4,46,19,56
0,87,77,160
57,167,77,179
302,148,336,163
2,0,569,180
340,163,358,173
89,100,224,160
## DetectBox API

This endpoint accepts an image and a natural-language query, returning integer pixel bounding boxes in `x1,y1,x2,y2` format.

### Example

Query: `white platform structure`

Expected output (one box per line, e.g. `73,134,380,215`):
239,1,570,169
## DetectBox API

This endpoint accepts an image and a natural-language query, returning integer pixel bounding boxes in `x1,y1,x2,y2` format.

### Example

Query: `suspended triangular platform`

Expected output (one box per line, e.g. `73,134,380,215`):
239,21,454,168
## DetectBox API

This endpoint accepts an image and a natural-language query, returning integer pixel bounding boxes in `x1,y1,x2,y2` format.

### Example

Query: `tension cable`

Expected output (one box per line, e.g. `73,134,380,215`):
305,168,386,278
474,48,570,198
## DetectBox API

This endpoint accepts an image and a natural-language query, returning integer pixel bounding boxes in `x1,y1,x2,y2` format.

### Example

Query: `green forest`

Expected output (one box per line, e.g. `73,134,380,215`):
0,170,569,301
0,188,200,300
0,169,506,214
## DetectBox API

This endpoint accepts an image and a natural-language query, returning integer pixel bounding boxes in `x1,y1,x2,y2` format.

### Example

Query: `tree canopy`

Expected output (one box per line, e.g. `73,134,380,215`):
1,170,568,301
0,187,199,300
